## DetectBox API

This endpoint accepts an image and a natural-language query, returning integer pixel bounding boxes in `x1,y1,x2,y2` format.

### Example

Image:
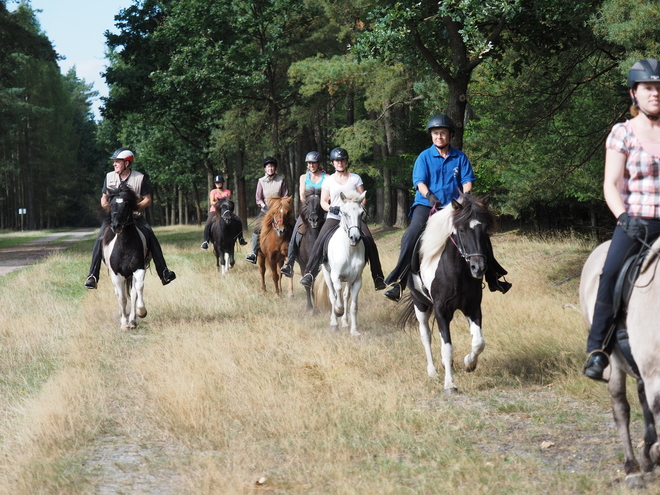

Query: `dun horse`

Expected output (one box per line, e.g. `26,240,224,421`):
102,182,149,330
258,196,294,296
580,239,660,488
320,191,367,335
209,198,243,275
297,190,325,310
400,194,496,393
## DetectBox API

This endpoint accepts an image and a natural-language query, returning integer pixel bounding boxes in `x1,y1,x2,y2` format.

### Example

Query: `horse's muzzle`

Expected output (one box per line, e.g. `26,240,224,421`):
469,257,487,279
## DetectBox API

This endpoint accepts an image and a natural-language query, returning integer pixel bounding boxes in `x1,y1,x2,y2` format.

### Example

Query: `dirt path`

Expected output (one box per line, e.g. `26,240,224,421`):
0,229,96,276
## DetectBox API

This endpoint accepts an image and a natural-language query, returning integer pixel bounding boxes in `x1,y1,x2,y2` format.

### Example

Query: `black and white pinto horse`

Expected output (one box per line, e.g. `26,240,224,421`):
209,198,243,275
401,194,496,393
297,190,325,310
580,239,660,488
102,182,149,330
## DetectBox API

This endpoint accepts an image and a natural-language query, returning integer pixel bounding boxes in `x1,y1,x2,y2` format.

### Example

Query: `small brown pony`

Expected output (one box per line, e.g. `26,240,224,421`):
258,195,294,296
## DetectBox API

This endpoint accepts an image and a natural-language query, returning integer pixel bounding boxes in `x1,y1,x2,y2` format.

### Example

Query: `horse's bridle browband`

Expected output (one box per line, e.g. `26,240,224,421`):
450,232,486,263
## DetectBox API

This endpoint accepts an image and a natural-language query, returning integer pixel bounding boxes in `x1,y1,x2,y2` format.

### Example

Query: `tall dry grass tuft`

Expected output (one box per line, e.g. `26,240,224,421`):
0,226,639,493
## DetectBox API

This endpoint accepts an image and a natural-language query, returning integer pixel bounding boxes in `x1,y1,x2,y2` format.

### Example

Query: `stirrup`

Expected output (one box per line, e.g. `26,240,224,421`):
84,275,98,290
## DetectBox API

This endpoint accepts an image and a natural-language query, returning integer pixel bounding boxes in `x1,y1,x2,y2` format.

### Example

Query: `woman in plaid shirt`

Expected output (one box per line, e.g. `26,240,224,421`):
584,58,660,381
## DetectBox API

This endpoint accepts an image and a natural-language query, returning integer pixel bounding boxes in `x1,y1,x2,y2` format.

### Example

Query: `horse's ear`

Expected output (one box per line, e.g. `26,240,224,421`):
357,190,367,203
481,194,491,206
340,192,347,202
451,198,462,210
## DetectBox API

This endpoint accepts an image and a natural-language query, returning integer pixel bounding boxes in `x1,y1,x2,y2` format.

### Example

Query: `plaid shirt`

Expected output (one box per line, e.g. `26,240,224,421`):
606,120,660,219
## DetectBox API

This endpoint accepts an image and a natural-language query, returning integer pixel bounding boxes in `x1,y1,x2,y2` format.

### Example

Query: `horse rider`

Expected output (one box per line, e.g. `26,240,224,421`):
281,151,326,277
584,58,660,381
84,148,176,289
245,156,289,264
383,114,511,302
299,147,387,291
200,174,247,250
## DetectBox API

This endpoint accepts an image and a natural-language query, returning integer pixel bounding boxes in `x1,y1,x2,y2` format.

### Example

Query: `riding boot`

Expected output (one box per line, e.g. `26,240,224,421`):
246,232,259,263
85,223,108,289
137,222,176,285
238,231,248,246
281,230,302,277
362,234,386,290
485,237,511,293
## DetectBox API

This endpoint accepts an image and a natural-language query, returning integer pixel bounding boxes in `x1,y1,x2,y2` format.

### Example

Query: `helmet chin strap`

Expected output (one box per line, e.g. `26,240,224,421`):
633,98,660,121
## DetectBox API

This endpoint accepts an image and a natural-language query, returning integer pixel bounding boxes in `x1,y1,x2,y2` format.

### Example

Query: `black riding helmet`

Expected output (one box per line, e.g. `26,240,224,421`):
263,156,278,167
426,114,455,133
214,175,224,183
329,147,348,161
628,59,660,120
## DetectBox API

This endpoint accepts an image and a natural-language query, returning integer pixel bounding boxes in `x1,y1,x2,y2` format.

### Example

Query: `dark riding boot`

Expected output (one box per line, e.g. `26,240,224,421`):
583,352,609,382
238,232,248,246
486,272,512,293
384,282,401,302
246,232,259,263
281,256,295,278
85,227,106,289
281,229,301,278
362,233,386,291
161,268,176,285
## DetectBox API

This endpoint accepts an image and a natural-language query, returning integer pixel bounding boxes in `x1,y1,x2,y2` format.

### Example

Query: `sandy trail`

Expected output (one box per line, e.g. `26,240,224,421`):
0,229,96,276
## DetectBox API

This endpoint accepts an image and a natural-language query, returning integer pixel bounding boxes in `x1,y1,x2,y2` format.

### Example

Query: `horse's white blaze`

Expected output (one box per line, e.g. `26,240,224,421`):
469,218,481,229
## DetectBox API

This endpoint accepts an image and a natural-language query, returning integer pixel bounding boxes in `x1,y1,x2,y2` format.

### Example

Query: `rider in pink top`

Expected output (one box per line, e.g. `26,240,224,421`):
200,175,247,250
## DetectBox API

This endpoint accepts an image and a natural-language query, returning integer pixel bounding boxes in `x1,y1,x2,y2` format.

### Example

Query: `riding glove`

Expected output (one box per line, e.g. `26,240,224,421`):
425,191,440,207
617,212,648,242
329,206,341,215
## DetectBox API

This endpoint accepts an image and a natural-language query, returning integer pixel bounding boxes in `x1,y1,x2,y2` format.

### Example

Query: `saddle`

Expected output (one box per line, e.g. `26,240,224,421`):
609,248,652,377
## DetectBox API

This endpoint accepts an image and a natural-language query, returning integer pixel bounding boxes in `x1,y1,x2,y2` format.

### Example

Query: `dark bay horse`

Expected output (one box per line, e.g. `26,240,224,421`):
297,189,325,310
209,198,243,275
258,196,294,296
580,239,660,488
400,194,496,392
102,182,149,330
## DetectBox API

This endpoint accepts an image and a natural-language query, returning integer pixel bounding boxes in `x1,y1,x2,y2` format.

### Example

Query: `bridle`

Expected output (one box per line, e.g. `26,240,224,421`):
272,208,288,236
450,228,486,264
111,196,135,233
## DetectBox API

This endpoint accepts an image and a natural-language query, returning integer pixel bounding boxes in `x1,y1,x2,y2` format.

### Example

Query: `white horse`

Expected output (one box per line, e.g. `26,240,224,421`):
321,191,367,335
102,184,149,330
580,239,660,488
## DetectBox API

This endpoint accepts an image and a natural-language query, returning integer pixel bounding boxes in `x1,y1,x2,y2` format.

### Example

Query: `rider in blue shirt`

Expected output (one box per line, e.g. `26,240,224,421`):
384,114,510,301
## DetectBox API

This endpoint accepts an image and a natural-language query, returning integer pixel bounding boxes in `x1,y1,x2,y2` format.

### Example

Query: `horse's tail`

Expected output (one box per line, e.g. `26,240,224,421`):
313,271,332,312
397,293,421,332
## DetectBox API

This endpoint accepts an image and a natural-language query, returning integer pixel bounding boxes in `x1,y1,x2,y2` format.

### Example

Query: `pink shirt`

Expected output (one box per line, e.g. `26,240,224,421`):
606,120,660,219
209,188,231,212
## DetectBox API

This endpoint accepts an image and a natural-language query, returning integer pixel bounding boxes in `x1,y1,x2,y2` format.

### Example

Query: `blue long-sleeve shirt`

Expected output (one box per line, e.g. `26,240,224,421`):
410,144,475,214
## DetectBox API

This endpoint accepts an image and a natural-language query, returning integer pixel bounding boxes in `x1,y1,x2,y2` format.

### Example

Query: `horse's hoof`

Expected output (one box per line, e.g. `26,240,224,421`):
121,325,130,331
350,330,361,336
287,293,293,299
444,387,459,395
137,307,147,318
463,362,477,373
129,321,137,329
334,309,344,317
330,325,339,332
625,473,646,490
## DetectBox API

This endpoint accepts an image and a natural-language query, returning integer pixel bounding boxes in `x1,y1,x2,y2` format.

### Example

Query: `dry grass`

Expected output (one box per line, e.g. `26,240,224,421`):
0,225,652,493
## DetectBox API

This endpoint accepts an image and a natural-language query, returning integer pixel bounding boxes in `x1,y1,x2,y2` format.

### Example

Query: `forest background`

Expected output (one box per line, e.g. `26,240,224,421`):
1,0,657,236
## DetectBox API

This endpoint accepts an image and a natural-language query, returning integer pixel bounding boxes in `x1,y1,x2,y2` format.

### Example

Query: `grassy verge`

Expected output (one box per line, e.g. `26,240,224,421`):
0,224,647,493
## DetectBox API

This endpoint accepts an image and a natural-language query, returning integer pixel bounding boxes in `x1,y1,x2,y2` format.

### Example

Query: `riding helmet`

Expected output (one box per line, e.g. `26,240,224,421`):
627,58,660,88
263,156,278,167
329,147,348,161
110,147,134,163
305,151,321,163
214,175,224,183
426,114,455,132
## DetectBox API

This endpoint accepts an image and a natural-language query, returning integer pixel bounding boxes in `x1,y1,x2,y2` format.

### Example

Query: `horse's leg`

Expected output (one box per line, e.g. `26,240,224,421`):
305,286,314,311
607,359,644,488
435,309,457,393
636,378,658,473
341,282,351,330
414,305,439,378
323,267,339,331
463,313,485,373
258,255,267,292
133,268,147,322
223,252,230,275
348,276,362,336
331,273,344,318
271,258,281,295
111,273,130,330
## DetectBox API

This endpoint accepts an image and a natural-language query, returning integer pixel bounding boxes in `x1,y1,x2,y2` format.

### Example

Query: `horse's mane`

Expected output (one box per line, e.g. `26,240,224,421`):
214,198,235,218
301,189,321,222
419,194,495,273
261,196,293,237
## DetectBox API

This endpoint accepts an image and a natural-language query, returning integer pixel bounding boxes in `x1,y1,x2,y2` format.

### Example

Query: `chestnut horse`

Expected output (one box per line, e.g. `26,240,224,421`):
258,196,294,296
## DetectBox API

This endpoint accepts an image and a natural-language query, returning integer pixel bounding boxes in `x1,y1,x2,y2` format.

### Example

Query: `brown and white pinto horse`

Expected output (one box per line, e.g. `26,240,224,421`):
258,195,294,296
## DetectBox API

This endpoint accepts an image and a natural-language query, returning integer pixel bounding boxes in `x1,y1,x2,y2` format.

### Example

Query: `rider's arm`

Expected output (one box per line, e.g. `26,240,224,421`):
462,182,473,193
604,148,627,219
101,194,110,211
137,194,153,211
416,182,430,198
320,187,331,211
356,184,366,206
299,174,306,202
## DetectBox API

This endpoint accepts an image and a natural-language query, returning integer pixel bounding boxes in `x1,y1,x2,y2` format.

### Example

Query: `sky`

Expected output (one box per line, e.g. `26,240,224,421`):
9,0,133,120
